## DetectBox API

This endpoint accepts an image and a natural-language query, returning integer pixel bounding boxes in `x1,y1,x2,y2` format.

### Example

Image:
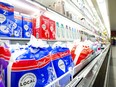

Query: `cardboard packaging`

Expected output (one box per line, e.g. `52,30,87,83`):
12,14,22,38
39,15,50,39
49,19,56,40
0,2,14,37
22,16,32,38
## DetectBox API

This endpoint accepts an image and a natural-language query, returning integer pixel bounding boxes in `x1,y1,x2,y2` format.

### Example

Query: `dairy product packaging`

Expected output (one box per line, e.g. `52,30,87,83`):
32,17,40,39
5,37,56,87
39,15,50,39
12,13,22,38
56,22,60,40
33,15,56,40
50,43,74,86
56,22,65,40
49,19,56,40
93,41,101,54
71,41,93,65
0,46,11,87
0,2,14,37
69,26,72,40
60,24,65,40
65,25,69,40
22,15,32,38
54,0,65,15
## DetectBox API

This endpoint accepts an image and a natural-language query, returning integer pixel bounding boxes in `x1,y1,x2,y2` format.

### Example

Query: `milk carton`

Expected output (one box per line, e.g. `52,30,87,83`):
49,19,56,40
22,16,32,38
0,2,14,37
39,15,50,39
12,13,22,38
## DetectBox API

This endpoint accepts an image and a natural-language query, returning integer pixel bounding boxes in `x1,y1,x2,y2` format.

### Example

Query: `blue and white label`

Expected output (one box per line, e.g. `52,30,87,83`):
18,73,37,87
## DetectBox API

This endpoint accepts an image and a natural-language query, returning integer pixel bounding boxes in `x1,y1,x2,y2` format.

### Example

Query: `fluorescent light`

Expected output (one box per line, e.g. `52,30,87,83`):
97,0,110,38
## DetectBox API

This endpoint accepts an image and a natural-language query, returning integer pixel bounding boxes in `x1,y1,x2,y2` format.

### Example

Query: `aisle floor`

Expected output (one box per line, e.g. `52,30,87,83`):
109,46,116,87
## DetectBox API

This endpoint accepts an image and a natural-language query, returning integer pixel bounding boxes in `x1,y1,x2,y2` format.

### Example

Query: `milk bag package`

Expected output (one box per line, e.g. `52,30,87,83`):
39,15,50,39
93,41,101,54
12,13,22,38
0,2,14,37
0,46,11,87
5,37,56,87
22,15,32,38
50,43,74,87
71,41,93,65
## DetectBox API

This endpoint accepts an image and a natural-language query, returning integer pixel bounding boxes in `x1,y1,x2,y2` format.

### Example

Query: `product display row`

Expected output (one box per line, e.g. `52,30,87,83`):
0,1,82,40
0,0,110,87
0,1,104,42
0,35,104,87
36,0,102,35
0,2,32,38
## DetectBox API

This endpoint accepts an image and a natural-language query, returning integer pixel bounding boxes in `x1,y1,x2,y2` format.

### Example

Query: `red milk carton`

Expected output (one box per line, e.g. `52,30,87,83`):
39,15,50,39
49,19,56,40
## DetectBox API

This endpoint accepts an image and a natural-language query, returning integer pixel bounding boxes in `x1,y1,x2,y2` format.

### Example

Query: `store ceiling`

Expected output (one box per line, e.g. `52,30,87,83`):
108,0,116,30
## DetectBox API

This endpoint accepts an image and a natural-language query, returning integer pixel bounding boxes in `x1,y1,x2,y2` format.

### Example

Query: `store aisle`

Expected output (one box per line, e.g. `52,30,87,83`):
109,46,116,87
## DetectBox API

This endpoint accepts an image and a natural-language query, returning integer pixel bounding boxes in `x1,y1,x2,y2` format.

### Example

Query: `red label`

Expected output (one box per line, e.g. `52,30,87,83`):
0,47,11,61
14,15,22,20
0,54,10,61
23,17,32,22
0,4,14,12
12,54,51,71
37,55,51,68
51,50,70,60
12,59,38,71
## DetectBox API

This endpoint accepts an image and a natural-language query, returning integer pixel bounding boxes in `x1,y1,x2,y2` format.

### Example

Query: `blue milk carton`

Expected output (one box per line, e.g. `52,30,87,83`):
11,13,22,37
22,16,32,38
5,45,56,87
0,2,14,37
51,46,74,87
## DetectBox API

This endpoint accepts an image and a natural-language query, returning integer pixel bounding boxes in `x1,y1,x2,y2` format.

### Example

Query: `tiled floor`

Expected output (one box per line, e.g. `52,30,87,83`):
109,46,116,87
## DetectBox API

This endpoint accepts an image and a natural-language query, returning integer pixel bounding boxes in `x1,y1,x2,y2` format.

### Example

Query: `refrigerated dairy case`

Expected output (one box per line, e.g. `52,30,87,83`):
0,0,110,87
46,44,110,87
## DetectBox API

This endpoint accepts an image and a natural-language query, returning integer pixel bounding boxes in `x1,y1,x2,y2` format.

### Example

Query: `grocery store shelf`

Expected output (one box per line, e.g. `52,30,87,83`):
66,44,110,87
31,0,100,37
0,37,74,42
42,39,74,42
47,8,99,37
0,37,74,45
69,0,100,31
0,37,30,41
45,44,110,87
45,52,97,87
